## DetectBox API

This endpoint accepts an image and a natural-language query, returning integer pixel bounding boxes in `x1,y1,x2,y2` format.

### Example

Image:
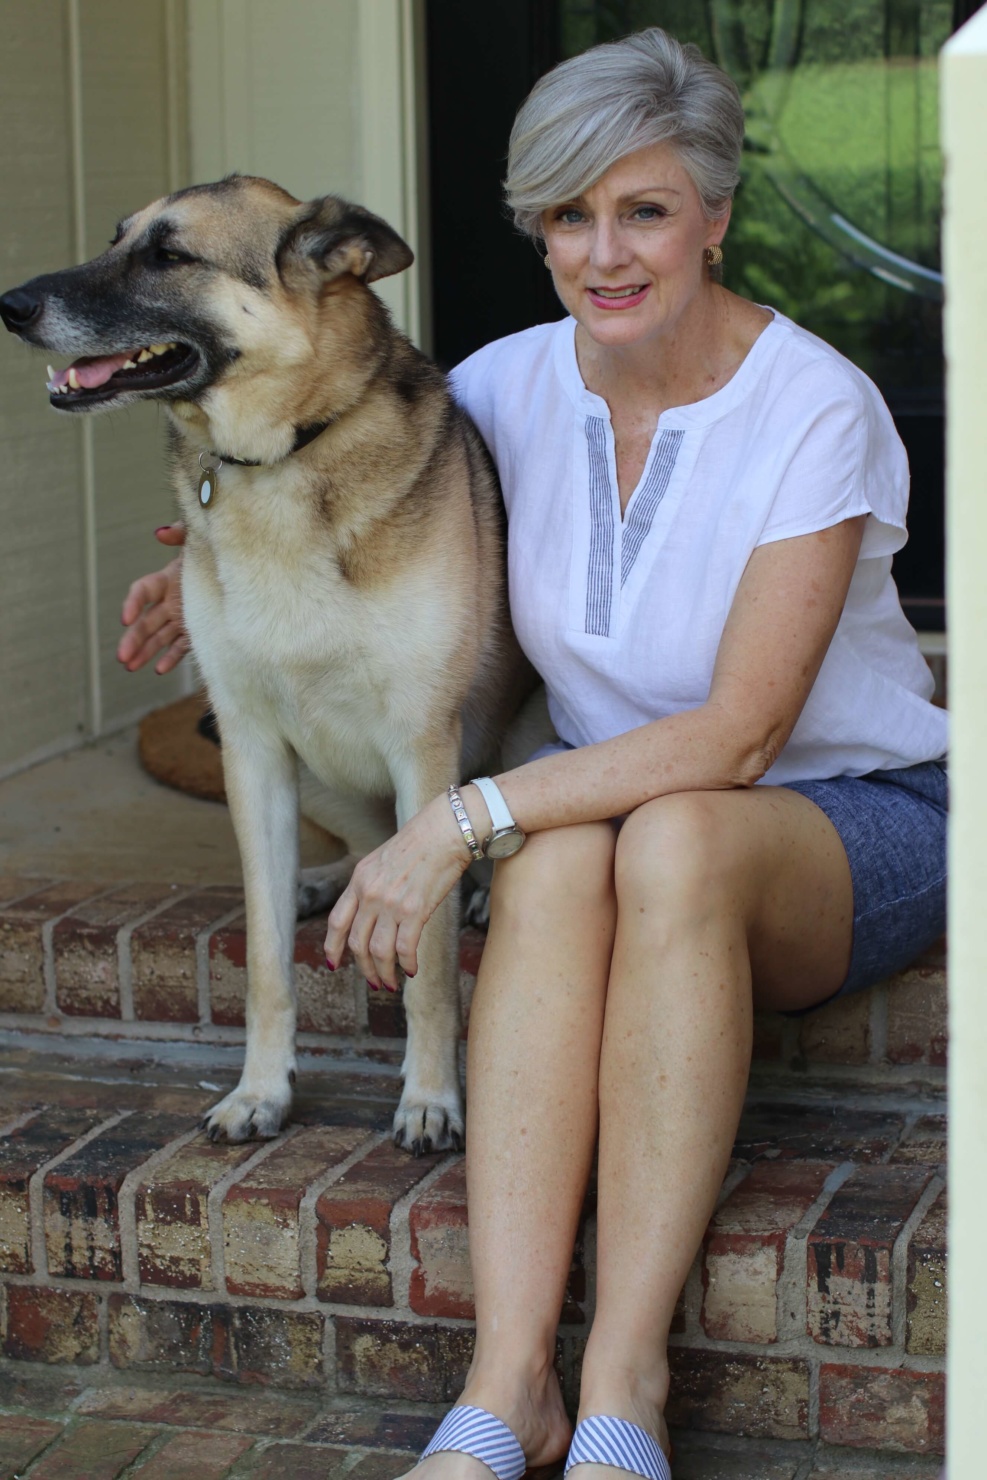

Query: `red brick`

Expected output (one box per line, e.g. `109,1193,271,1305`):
0,881,106,1014
25,1419,156,1478
335,1315,475,1402
213,1305,324,1388
733,1103,905,1165
891,1116,948,1166
408,1158,585,1322
886,950,947,1067
316,1138,443,1305
236,1444,350,1480
304,1410,439,1451
0,1414,64,1474
108,1294,213,1374
0,1107,106,1272
0,875,56,907
223,1125,367,1298
294,919,359,1034
666,1349,809,1441
210,919,358,1033
44,1111,192,1280
77,1385,318,1437
131,887,242,1022
807,1166,933,1347
702,1161,834,1342
367,985,406,1039
798,991,872,1066
136,1135,261,1289
819,1364,945,1453
208,914,248,1026
128,1428,254,1478
54,883,180,1018
2,1285,100,1364
907,1188,947,1356
349,1455,417,1480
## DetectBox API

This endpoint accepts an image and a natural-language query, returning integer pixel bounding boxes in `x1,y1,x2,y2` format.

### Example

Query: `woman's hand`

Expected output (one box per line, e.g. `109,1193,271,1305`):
117,524,189,675
324,794,473,989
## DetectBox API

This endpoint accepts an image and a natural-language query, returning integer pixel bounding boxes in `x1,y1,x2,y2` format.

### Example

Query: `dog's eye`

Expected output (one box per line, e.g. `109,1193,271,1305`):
151,246,195,267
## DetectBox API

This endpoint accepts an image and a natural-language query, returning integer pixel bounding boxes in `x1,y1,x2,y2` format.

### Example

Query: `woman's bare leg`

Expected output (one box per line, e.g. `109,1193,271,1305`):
574,786,854,1468
408,821,617,1480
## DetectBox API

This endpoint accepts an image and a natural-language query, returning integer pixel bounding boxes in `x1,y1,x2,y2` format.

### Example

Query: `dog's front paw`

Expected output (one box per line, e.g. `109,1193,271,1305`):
392,1089,464,1157
202,1080,293,1143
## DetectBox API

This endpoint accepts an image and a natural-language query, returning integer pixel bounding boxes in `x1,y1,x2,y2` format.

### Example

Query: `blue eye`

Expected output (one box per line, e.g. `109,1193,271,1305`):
556,208,584,225
633,205,665,221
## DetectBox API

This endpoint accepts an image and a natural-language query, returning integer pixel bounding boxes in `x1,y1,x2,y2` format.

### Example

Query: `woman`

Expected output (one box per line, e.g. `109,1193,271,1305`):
120,30,947,1480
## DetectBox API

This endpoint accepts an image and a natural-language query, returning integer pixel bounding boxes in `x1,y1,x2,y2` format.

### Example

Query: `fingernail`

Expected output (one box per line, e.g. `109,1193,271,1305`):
325,957,335,971
154,525,171,534
405,970,416,979
367,979,380,992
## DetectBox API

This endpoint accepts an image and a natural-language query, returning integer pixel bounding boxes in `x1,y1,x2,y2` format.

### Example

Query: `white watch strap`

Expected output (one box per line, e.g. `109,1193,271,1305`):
470,776,515,834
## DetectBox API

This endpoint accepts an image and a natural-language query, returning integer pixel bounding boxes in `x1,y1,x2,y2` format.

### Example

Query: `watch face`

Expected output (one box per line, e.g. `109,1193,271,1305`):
486,828,525,860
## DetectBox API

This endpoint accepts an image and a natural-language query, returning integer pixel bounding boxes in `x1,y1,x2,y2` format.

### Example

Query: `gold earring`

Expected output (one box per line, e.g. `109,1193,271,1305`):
704,244,723,267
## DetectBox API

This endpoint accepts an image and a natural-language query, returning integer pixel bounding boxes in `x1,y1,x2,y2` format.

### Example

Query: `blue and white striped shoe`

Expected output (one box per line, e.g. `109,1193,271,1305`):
564,1416,671,1480
420,1405,528,1480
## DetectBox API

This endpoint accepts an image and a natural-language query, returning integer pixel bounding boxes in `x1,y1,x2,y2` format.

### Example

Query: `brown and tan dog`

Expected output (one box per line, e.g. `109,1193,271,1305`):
0,175,547,1153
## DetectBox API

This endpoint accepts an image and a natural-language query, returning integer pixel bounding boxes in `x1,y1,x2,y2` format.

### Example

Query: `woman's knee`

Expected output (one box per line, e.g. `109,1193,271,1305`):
614,791,749,917
490,819,617,919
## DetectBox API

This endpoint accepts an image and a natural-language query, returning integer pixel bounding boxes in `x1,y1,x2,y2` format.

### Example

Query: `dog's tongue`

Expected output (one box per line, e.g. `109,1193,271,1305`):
49,351,135,390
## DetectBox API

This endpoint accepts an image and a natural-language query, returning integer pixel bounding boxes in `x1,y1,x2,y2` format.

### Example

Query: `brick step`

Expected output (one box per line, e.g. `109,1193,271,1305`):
0,1042,945,1458
0,876,947,1083
0,1371,947,1480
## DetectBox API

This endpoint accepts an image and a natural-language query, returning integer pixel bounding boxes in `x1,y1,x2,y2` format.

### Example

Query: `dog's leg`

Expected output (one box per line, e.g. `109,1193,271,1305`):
203,729,300,1142
390,738,465,1156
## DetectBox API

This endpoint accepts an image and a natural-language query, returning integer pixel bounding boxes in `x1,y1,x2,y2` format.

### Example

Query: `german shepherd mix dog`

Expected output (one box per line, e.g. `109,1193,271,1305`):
0,175,543,1154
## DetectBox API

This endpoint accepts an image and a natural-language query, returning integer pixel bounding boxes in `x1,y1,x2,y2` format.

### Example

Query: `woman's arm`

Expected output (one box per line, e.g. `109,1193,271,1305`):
325,514,867,986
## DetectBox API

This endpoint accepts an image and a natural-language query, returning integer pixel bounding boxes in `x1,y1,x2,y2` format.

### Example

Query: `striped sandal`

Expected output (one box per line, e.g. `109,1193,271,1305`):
564,1416,671,1480
420,1404,543,1480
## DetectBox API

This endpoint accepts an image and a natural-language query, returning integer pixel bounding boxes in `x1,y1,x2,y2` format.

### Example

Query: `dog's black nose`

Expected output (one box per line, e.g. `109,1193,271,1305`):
0,288,43,333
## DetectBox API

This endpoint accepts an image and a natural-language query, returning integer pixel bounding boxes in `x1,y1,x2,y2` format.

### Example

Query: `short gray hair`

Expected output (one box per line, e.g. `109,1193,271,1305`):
505,28,744,238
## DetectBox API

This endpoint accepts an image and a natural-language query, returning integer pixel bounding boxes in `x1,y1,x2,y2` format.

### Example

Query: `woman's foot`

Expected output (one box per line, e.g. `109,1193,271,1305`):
569,1366,672,1476
402,1366,572,1480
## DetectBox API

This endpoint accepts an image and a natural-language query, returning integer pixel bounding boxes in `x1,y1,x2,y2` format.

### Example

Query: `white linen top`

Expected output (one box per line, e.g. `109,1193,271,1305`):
450,311,948,784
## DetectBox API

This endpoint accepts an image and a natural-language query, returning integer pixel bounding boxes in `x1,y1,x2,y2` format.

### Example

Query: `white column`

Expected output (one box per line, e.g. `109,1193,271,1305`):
942,10,987,1474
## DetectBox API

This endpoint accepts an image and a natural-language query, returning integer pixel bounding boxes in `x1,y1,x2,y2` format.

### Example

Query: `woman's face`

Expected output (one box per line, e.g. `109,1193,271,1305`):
540,141,728,352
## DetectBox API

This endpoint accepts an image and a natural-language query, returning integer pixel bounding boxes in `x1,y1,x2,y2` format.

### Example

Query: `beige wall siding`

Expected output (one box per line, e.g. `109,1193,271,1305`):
0,0,188,777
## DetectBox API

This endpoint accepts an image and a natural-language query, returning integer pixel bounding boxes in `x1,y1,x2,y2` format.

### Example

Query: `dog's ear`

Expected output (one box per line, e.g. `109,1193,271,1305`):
280,197,413,285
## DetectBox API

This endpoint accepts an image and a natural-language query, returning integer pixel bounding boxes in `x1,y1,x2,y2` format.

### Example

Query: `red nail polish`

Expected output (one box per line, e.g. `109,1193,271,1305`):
405,971,416,980
367,979,380,991
325,957,335,971
385,983,398,993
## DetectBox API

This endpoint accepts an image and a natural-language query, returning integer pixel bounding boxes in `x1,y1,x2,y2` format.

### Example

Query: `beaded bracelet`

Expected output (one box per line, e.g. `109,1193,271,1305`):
447,784,483,863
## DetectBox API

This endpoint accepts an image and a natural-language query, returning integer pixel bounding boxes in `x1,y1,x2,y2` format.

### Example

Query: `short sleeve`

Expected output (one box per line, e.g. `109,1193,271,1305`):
756,368,910,561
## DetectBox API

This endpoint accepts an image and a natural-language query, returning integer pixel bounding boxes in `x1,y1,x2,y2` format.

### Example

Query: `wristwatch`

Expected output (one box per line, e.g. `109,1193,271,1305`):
470,776,526,859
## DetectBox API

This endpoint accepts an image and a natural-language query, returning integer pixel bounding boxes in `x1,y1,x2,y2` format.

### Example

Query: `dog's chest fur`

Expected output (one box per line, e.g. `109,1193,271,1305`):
178,457,466,793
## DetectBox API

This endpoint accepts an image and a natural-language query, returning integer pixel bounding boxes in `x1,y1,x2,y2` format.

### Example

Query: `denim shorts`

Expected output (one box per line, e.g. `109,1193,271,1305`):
527,742,948,998
781,759,948,997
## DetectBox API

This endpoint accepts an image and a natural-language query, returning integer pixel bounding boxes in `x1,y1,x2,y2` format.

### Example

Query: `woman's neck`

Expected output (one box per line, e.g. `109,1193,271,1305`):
574,284,771,420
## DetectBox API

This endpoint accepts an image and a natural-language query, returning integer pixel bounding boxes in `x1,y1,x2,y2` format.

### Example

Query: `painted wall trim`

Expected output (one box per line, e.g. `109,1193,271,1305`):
942,6,987,1473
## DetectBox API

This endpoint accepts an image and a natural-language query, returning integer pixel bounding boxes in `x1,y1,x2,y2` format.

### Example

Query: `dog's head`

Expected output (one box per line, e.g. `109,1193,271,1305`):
0,175,413,455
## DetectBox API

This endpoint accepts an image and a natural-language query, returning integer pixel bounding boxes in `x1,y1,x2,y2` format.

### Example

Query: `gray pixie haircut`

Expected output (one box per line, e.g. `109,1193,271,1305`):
505,27,744,238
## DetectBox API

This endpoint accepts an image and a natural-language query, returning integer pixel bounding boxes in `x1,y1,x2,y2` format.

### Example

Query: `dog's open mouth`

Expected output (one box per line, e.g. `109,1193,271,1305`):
46,341,198,406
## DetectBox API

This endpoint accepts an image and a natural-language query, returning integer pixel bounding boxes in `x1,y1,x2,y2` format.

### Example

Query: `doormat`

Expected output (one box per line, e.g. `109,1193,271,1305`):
138,692,226,803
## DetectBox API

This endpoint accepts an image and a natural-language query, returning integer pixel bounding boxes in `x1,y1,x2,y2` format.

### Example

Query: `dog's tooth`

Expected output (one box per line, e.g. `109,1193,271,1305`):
137,349,153,363
67,367,80,389
122,358,138,370
149,343,170,355
46,365,55,382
